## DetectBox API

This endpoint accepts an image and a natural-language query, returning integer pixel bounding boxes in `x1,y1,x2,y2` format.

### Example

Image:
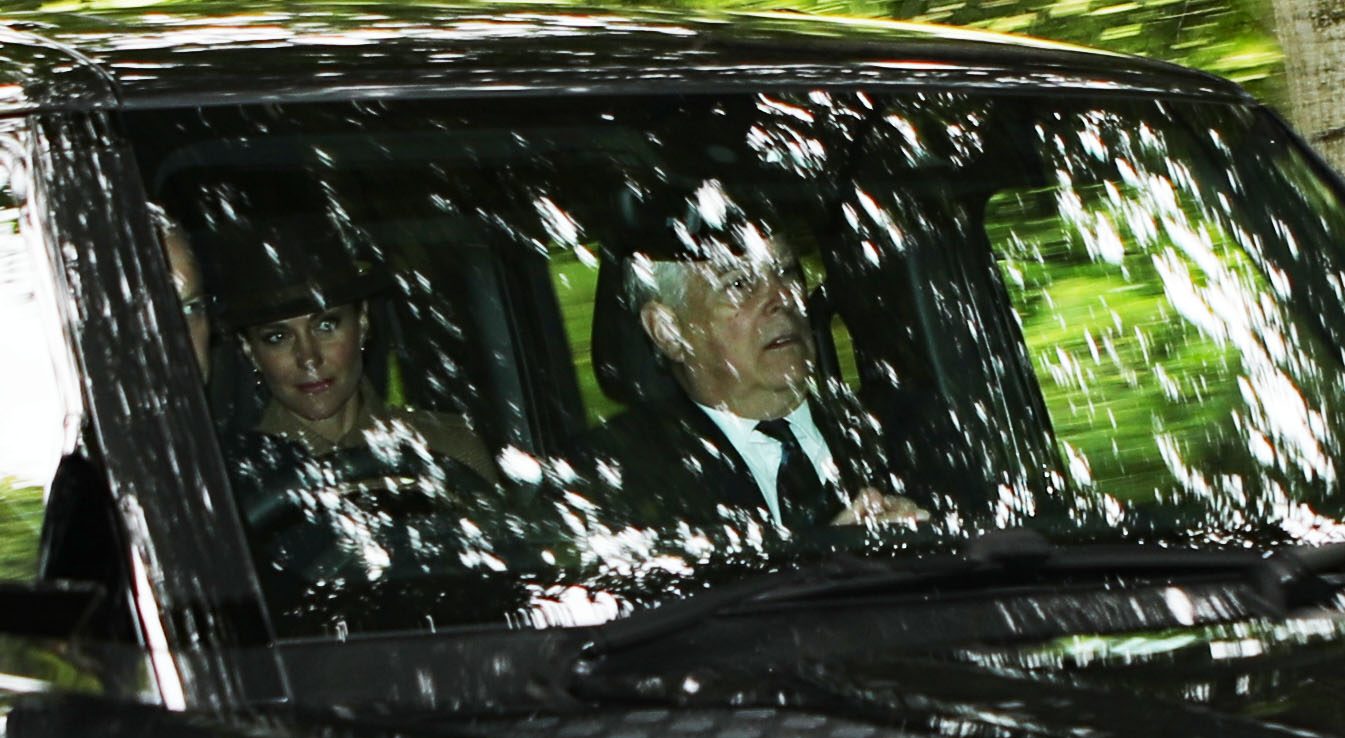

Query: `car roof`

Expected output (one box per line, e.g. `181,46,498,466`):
0,1,1253,113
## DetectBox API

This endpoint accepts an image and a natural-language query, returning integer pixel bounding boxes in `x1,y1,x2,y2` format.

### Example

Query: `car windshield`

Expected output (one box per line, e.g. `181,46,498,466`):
125,88,1345,637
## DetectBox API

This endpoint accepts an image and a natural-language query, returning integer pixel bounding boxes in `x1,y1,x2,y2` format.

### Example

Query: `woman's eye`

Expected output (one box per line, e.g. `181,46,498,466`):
261,331,286,345
316,317,340,332
181,299,206,317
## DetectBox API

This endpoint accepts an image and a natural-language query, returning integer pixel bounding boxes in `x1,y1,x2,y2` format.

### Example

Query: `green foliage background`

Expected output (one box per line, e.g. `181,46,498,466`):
0,478,43,580
629,0,1285,104
28,0,1285,106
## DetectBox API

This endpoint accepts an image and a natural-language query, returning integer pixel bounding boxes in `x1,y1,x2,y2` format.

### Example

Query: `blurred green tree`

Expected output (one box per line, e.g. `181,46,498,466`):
625,0,1284,103
35,1,1285,107
0,477,42,580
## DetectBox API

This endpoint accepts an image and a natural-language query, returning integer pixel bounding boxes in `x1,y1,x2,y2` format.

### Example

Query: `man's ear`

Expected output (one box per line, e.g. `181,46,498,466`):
358,303,371,344
640,301,687,363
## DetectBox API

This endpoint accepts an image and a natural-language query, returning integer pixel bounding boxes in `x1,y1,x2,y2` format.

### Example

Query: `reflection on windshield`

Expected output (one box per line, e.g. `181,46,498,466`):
124,89,1345,636
989,108,1345,540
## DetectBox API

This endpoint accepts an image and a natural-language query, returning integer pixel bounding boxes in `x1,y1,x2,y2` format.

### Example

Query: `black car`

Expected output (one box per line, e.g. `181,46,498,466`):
3,2,1345,736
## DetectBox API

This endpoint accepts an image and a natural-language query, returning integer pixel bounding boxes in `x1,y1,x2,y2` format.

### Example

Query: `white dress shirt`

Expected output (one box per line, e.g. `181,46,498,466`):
697,401,839,527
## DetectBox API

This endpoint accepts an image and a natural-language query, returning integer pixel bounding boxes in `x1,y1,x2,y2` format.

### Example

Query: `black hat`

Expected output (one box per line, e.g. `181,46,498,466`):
211,215,392,329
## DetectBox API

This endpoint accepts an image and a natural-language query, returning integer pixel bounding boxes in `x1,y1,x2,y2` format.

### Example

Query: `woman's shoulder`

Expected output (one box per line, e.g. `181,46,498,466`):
376,403,497,482
384,403,472,432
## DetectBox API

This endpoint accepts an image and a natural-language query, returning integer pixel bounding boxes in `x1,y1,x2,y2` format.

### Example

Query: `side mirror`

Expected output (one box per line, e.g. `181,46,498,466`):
38,454,138,642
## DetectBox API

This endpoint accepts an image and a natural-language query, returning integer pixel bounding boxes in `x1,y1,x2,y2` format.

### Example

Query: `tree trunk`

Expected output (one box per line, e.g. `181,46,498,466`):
1272,0,1345,173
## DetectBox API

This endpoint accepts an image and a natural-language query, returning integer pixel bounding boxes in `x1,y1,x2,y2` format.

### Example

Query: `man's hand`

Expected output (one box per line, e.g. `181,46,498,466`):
830,488,929,526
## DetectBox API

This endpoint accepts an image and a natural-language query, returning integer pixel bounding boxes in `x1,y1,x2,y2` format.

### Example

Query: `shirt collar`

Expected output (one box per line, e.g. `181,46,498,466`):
697,398,817,446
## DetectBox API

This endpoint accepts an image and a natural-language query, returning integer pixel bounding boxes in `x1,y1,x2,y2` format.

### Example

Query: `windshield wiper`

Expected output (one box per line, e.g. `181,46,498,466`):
1256,540,1345,612
550,529,1345,702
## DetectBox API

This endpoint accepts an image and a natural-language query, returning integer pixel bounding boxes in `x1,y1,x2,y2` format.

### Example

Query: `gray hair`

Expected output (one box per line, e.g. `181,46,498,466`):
625,253,690,313
624,179,761,313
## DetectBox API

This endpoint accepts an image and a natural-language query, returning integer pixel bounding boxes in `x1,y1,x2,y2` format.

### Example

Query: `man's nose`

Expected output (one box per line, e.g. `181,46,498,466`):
761,271,803,314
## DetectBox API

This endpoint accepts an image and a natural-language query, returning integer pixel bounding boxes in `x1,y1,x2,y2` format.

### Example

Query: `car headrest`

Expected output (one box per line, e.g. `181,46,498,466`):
590,252,685,407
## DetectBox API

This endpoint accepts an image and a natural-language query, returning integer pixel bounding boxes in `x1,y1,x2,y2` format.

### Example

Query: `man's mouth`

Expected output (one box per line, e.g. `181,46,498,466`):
764,333,801,350
297,378,335,394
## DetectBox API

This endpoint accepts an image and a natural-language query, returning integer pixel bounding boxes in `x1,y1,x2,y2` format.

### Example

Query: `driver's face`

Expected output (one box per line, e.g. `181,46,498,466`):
165,231,211,382
669,239,814,419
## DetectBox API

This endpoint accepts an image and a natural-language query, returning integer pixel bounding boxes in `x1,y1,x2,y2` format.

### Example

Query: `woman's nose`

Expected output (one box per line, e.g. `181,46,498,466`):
293,334,322,370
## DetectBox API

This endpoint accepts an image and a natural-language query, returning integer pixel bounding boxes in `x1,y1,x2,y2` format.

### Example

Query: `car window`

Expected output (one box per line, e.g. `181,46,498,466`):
985,108,1345,532
0,121,80,580
123,90,1345,637
548,243,620,426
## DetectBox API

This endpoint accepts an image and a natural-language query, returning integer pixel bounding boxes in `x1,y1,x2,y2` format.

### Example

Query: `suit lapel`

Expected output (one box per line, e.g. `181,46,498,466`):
805,391,874,522
663,395,766,512
647,390,885,528
679,393,853,527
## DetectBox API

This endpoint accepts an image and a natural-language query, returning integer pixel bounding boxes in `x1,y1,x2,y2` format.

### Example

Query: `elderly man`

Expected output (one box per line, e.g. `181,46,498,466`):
585,182,924,532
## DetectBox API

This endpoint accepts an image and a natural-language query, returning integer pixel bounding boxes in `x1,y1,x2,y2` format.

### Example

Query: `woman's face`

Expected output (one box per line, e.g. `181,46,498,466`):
243,303,368,425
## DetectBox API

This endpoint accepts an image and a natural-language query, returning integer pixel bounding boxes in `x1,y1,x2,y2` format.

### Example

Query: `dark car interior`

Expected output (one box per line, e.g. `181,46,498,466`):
111,91,1150,634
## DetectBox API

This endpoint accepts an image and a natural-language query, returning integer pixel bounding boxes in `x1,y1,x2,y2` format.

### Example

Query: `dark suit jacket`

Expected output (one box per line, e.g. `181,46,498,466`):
580,387,901,532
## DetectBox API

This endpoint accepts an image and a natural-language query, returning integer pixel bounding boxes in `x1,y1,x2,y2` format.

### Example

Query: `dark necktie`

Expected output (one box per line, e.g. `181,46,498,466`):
754,418,825,528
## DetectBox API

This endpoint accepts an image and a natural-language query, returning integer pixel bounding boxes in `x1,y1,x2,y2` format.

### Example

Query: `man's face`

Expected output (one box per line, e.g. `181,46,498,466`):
646,238,815,419
164,231,211,382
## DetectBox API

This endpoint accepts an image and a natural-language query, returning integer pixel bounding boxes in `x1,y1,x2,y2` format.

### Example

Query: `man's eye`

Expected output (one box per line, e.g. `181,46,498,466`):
181,299,206,317
316,317,340,332
262,332,285,345
722,272,754,293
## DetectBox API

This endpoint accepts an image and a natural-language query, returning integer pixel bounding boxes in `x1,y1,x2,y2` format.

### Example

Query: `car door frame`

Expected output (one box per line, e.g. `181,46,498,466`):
28,105,287,710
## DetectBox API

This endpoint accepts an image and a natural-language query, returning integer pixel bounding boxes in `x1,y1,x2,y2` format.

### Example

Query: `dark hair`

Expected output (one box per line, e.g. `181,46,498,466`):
147,201,187,246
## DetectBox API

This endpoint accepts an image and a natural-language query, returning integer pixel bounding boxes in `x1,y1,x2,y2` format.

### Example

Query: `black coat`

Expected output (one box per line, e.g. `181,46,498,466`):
579,388,901,533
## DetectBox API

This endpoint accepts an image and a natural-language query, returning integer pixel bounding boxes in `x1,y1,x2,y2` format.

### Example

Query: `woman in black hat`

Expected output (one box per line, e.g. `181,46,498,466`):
217,217,496,483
